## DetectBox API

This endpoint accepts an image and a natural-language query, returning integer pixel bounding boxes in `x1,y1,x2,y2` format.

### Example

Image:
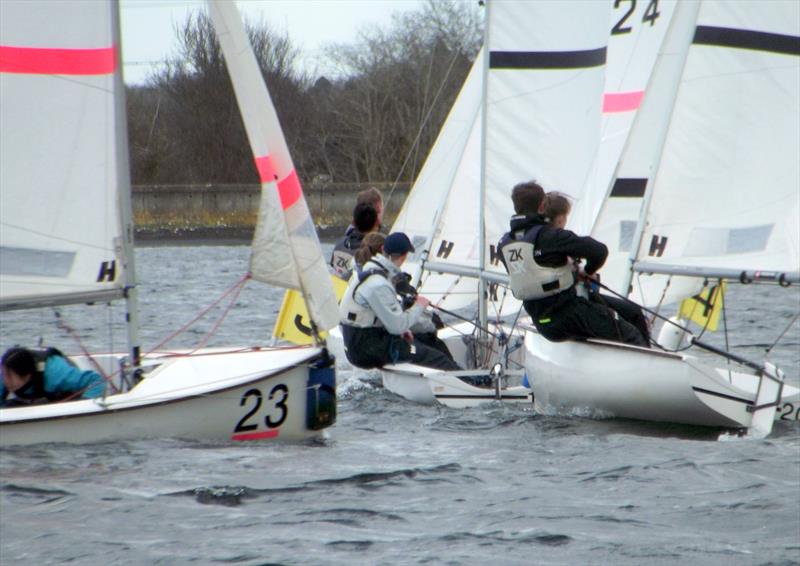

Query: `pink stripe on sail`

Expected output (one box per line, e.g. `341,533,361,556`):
277,170,302,210
603,90,644,113
255,154,302,210
256,155,303,210
255,155,277,182
0,45,116,75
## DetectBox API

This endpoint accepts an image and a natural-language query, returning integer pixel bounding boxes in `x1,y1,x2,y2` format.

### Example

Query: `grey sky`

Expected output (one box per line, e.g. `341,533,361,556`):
120,0,424,84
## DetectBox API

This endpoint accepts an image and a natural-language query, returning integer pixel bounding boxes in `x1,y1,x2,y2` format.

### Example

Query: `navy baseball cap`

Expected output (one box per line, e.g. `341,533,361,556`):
383,232,415,255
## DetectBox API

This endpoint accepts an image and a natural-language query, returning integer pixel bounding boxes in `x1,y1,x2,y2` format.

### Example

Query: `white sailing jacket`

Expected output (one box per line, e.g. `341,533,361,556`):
339,254,425,333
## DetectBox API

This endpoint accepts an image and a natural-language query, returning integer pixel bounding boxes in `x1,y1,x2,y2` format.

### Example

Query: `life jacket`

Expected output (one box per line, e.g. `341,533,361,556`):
338,259,390,328
4,348,75,406
330,229,364,279
501,224,574,301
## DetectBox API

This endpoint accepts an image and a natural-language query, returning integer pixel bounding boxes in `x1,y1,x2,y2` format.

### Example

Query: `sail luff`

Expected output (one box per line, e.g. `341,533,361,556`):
398,50,484,287
477,3,492,333
111,0,141,366
206,0,339,333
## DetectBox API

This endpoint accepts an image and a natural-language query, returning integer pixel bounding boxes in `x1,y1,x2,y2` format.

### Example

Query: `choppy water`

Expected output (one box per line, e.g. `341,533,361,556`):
1,245,799,566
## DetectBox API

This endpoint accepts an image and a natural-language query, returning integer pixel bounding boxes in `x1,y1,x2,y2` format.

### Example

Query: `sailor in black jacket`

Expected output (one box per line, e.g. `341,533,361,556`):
497,181,648,346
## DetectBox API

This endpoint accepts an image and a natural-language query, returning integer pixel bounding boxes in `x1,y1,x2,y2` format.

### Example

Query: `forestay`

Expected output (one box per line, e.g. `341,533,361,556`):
207,1,339,335
0,0,133,311
623,0,800,306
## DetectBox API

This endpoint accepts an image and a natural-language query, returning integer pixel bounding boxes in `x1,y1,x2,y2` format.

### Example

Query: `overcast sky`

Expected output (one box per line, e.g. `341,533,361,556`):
120,0,426,83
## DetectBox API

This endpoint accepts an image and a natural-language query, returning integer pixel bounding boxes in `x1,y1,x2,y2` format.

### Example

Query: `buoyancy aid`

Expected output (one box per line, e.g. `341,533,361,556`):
501,224,575,301
338,259,390,328
330,229,365,279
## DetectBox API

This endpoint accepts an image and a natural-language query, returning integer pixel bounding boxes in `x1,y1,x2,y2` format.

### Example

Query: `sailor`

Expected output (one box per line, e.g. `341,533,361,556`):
1,347,106,407
330,202,379,280
339,232,462,370
497,181,648,347
348,187,384,235
542,191,651,343
352,233,456,363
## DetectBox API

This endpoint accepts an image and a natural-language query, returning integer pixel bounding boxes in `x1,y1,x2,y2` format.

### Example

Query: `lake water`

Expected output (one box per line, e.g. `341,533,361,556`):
1,244,798,566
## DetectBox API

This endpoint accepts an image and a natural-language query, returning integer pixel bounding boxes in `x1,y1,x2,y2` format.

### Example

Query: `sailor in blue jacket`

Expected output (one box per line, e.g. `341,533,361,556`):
1,347,106,406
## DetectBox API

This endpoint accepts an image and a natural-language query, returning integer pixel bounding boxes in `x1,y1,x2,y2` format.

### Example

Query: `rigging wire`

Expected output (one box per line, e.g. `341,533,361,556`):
766,312,800,356
384,46,464,208
147,273,251,354
51,309,120,393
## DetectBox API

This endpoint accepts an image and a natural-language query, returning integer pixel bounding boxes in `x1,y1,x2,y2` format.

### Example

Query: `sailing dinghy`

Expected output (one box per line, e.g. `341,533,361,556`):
370,0,675,407
524,0,800,436
0,0,339,445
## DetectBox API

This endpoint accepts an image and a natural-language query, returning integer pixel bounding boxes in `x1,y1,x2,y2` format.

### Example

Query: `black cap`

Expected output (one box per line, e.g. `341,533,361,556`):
383,232,415,255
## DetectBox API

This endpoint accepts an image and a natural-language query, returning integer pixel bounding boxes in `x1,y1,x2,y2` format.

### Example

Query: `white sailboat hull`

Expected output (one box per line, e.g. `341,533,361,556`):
381,324,531,408
382,364,532,408
329,323,531,408
524,328,800,429
0,347,335,446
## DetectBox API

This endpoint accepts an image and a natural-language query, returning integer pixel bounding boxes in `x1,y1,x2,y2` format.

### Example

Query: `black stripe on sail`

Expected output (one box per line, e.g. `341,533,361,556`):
490,48,607,70
609,178,647,198
694,26,800,56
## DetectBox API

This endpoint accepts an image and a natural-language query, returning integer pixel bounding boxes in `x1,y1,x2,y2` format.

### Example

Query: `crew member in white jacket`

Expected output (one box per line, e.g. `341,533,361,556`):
339,232,461,370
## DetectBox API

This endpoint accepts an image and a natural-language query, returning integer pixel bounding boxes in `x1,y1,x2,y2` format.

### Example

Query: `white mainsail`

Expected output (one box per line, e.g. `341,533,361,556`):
398,0,613,316
0,0,132,311
207,1,339,334
394,0,674,317
621,0,800,306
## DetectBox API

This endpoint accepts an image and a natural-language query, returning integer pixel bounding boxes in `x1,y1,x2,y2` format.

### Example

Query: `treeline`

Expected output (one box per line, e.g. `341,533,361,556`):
126,0,482,186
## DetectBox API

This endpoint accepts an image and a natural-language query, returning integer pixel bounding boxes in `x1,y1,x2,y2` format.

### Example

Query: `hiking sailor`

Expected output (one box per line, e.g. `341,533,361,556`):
1,347,106,407
497,181,649,347
339,232,462,370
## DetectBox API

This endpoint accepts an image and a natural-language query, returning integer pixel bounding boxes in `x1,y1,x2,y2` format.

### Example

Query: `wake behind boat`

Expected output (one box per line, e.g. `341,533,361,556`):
0,0,339,445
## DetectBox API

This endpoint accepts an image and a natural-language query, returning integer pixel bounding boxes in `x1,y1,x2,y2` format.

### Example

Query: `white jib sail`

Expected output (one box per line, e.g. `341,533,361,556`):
592,0,699,299
575,0,678,238
207,1,339,333
630,0,800,307
0,0,129,311
392,49,490,314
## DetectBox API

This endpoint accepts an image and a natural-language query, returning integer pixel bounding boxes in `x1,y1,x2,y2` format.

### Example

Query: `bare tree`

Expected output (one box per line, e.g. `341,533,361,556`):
127,1,483,186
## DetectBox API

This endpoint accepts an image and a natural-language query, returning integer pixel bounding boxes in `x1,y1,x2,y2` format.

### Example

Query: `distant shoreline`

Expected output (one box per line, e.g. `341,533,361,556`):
134,225,344,246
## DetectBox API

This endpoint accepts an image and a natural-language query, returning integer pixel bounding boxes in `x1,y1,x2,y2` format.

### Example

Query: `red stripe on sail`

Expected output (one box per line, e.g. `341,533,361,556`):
255,155,301,210
231,429,280,441
0,45,116,75
277,170,302,210
255,154,277,182
603,91,644,113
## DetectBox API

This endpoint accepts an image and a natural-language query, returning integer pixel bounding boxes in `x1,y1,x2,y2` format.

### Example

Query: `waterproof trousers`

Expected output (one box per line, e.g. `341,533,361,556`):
340,325,461,370
591,293,651,345
525,296,649,347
